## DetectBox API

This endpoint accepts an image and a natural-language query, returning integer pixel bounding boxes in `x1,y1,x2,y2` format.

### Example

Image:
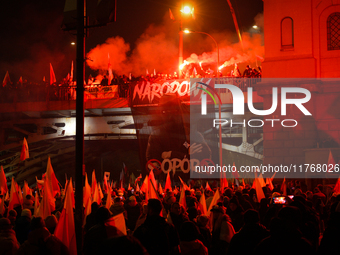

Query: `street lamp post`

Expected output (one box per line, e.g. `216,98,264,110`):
183,29,222,178
179,4,194,77
183,29,219,78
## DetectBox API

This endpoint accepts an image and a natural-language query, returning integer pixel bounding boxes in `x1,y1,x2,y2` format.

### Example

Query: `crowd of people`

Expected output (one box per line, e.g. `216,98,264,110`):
0,176,339,255
0,64,262,104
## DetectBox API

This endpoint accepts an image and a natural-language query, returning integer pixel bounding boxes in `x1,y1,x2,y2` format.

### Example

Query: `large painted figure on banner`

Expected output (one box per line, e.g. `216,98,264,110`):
145,93,211,175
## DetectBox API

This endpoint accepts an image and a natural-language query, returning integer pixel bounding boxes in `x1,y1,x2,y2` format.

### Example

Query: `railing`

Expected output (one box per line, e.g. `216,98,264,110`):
0,84,127,103
216,77,261,92
0,78,261,104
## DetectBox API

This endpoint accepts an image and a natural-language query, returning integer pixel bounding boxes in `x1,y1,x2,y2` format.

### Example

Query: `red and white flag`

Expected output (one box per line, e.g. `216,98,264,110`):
255,177,265,202
83,173,91,208
2,71,11,87
50,63,56,85
199,192,207,216
91,170,97,195
20,137,29,161
54,178,77,255
328,150,335,172
164,172,171,191
0,166,8,195
8,177,21,213
179,186,187,210
45,157,60,197
169,8,175,20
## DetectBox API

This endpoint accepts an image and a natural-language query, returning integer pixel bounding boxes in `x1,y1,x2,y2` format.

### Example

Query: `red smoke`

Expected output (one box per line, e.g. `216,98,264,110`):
86,13,264,76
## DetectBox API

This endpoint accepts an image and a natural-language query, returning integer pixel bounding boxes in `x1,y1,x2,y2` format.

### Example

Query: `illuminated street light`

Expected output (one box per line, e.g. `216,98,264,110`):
179,4,195,76
71,42,76,45
181,5,192,15
183,29,219,78
253,25,258,29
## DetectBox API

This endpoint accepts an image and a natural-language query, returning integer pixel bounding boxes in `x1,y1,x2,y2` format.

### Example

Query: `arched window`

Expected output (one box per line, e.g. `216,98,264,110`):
281,17,294,49
327,12,340,51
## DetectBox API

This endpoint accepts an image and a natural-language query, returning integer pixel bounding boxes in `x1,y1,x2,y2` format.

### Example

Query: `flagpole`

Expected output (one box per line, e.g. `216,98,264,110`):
75,0,85,253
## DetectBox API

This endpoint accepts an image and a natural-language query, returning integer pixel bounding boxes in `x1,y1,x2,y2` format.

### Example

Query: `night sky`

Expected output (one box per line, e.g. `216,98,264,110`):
0,0,263,82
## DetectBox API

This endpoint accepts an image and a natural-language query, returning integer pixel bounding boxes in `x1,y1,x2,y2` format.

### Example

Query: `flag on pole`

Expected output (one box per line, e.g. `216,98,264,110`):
0,166,8,195
334,177,340,194
2,71,11,87
20,137,29,161
179,186,187,210
50,63,56,85
70,61,74,82
206,189,220,216
199,192,207,216
205,182,212,191
0,196,5,215
98,183,104,200
220,171,228,194
8,177,21,213
159,183,163,194
105,213,127,235
164,172,171,191
169,8,175,20
46,157,60,197
140,176,148,201
258,173,266,187
119,169,124,190
328,150,335,172
92,184,101,205
266,178,274,190
108,53,113,85
148,177,159,200
54,178,77,255
255,177,265,202
149,170,157,192
91,170,97,195
38,177,55,219
83,173,91,208
178,176,189,190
